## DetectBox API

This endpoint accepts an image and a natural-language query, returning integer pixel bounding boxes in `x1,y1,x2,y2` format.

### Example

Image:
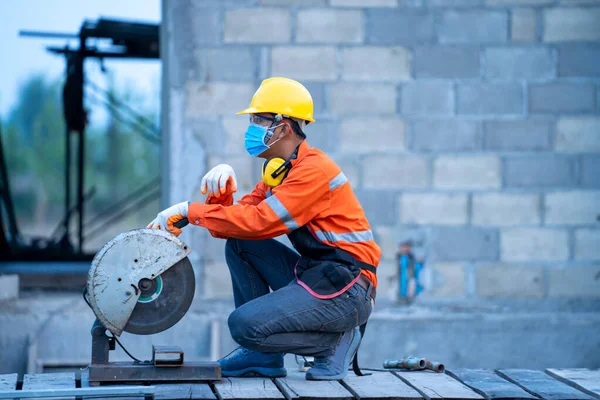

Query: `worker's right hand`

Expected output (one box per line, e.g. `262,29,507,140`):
201,164,237,198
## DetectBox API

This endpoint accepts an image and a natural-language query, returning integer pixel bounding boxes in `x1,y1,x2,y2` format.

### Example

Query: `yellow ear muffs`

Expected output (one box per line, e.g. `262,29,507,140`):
262,157,291,188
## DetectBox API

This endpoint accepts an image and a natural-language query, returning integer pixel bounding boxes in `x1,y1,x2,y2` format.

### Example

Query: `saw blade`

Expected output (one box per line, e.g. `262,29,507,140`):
124,256,195,335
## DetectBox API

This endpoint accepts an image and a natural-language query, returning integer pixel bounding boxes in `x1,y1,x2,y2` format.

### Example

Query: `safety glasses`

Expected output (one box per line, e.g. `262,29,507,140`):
249,114,276,125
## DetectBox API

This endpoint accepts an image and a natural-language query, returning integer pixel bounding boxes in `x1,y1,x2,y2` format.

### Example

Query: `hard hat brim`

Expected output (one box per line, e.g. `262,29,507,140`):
236,107,315,123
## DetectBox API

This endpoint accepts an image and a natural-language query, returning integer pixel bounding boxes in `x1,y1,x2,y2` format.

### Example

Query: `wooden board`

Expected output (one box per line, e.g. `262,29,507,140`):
0,374,18,400
275,371,354,400
393,370,483,400
0,374,17,391
22,372,75,400
214,377,285,399
497,369,594,400
342,371,423,400
546,369,600,400
153,383,216,399
79,369,145,400
448,369,537,400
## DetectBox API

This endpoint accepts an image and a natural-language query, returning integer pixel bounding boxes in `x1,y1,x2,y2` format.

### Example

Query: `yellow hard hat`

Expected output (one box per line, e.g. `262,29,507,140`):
237,77,315,123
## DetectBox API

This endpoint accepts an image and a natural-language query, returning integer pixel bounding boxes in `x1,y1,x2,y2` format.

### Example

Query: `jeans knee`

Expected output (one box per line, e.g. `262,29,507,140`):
228,308,261,348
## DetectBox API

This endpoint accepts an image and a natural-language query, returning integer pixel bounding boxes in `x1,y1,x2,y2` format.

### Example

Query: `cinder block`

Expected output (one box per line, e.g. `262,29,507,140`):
340,118,405,152
190,119,222,152
476,264,544,297
207,155,257,192
329,154,361,188
504,155,577,188
364,155,429,189
0,275,19,302
185,82,255,117
545,191,600,225
439,11,508,43
575,229,600,260
411,120,480,152
414,46,480,78
430,0,482,6
484,48,554,80
343,47,410,81
296,9,363,44
400,193,468,225
487,0,552,4
332,0,398,5
303,120,340,152
558,0,600,3
366,10,435,45
271,46,336,81
373,226,428,261
582,156,600,188
434,156,501,189
511,9,536,42
330,83,397,115
556,118,600,153
430,227,499,262
472,193,541,226
426,263,466,297
457,83,523,115
529,84,596,114
559,0,600,4
301,83,326,115
548,266,600,297
261,0,326,4
400,82,454,116
224,8,290,43
558,45,600,77
501,228,569,261
543,8,600,42
303,120,339,151
484,120,551,151
355,190,398,226
194,48,256,82
222,117,248,154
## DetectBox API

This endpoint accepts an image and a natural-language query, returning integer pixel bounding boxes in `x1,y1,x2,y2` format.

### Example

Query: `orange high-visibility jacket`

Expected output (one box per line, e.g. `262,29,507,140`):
188,141,381,287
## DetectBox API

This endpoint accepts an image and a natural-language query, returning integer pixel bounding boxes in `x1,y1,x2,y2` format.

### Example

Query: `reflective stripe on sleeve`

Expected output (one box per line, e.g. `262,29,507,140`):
314,229,374,243
329,172,348,191
264,195,299,231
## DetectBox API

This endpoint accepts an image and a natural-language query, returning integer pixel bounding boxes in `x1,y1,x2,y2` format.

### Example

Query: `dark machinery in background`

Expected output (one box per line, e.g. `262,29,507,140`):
0,18,161,263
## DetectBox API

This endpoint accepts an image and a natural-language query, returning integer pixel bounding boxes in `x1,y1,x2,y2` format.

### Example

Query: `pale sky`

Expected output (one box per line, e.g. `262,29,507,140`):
0,0,161,122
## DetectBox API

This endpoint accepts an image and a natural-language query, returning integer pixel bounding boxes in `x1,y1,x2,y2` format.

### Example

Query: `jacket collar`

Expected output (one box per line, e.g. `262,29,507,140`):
290,141,309,167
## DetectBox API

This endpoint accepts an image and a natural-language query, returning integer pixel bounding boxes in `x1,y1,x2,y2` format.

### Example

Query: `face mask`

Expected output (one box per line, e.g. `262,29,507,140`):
244,122,284,157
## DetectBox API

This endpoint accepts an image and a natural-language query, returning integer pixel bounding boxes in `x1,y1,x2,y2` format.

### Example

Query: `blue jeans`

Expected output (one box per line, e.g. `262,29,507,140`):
224,238,373,357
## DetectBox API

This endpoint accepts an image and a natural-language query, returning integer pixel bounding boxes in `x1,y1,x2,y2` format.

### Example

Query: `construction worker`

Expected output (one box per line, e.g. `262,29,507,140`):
149,77,381,380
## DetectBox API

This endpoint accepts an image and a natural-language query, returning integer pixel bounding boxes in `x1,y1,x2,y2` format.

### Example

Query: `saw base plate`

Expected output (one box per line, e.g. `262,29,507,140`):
87,362,221,384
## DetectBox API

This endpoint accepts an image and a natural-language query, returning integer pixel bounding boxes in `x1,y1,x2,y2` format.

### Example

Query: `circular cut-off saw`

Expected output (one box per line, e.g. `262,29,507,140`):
84,225,221,385
86,228,195,337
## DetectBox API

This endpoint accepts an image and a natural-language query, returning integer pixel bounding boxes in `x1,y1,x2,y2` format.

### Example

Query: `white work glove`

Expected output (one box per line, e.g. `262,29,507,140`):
147,201,189,237
201,164,237,198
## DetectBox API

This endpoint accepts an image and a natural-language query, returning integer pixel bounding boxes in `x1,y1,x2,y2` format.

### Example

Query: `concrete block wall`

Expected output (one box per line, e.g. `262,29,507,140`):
162,0,600,301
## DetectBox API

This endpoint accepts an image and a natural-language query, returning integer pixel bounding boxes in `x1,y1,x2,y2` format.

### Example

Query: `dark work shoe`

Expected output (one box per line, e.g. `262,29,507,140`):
218,346,286,377
305,327,361,381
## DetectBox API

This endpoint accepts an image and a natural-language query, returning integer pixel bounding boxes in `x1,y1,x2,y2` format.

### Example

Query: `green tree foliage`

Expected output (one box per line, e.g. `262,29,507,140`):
2,73,160,247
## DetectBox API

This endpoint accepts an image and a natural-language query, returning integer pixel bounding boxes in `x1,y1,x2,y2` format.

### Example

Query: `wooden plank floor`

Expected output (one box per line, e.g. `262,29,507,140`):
448,369,537,400
0,369,598,399
22,372,76,400
393,370,484,400
275,371,355,399
342,371,423,400
546,369,600,400
497,369,596,400
214,377,284,400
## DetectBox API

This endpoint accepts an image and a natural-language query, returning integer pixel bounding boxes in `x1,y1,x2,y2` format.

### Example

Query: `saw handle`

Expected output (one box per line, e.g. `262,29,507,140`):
174,217,189,229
